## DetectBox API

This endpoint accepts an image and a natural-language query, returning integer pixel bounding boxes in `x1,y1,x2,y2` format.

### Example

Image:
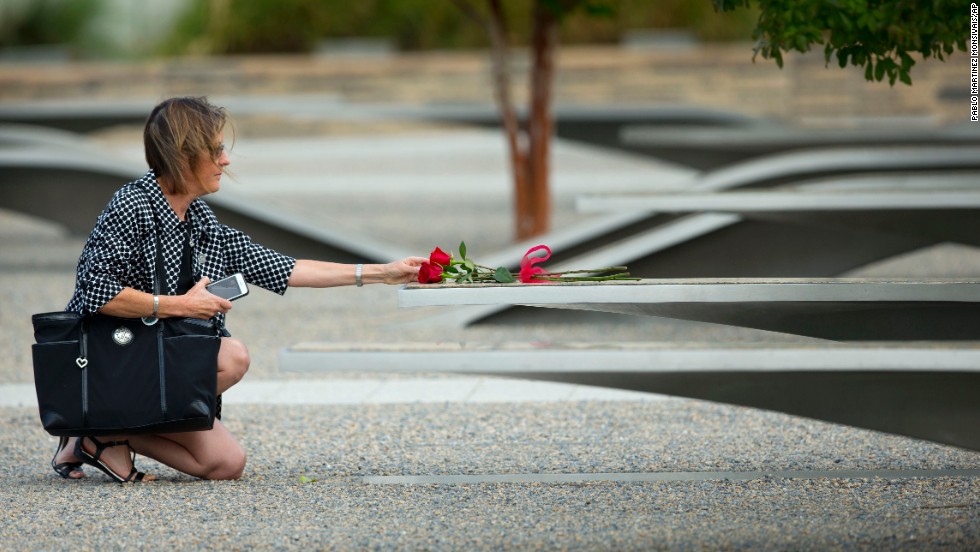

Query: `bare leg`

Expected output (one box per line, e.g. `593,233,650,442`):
217,337,250,394
129,420,246,480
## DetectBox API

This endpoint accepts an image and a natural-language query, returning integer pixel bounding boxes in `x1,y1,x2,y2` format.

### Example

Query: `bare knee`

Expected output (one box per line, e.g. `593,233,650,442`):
220,338,250,385
205,447,247,481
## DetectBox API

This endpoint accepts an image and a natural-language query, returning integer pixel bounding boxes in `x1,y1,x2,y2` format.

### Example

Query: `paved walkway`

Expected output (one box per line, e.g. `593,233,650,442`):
0,377,661,408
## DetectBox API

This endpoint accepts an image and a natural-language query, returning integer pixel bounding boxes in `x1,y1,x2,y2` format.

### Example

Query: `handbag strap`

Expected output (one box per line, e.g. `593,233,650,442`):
138,184,221,335
142,186,164,326
153,227,164,298
148,192,193,298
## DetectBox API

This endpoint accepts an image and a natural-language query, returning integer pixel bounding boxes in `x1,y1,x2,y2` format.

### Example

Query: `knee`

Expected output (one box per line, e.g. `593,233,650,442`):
222,338,250,384
206,447,247,481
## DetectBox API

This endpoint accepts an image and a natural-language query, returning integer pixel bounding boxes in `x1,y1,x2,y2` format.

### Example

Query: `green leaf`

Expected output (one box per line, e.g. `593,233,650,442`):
874,59,886,81
772,48,784,68
899,52,914,71
493,267,516,283
794,34,808,52
459,241,467,261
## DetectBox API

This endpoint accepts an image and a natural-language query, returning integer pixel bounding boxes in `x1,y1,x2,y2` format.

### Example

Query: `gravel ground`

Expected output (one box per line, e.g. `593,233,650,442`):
2,401,980,550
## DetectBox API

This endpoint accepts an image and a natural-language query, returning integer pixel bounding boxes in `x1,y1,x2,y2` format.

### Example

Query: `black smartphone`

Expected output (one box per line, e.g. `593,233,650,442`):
206,273,249,301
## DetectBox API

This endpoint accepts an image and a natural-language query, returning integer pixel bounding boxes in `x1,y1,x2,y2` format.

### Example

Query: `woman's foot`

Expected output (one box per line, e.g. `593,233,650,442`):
75,436,157,483
52,436,85,479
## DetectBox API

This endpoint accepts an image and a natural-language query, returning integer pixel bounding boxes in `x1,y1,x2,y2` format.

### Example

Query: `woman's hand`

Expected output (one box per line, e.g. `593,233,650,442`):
181,277,233,319
97,279,232,320
381,256,429,285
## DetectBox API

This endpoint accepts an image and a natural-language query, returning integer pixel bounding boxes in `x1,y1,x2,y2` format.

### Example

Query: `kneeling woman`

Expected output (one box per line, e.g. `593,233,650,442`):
50,96,425,482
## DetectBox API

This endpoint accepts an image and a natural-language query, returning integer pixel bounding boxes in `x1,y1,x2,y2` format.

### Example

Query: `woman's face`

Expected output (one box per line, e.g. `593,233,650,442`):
186,131,230,198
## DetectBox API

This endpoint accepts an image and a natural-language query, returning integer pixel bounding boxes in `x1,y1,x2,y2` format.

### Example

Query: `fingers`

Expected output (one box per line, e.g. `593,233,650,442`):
186,277,232,317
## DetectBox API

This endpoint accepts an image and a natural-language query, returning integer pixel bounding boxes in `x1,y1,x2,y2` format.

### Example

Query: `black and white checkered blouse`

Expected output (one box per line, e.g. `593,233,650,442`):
66,170,296,325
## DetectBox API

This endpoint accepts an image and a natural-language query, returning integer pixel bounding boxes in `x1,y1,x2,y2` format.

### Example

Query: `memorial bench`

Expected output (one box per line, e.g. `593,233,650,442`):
397,279,980,342
282,279,980,450
446,155,980,332
576,185,980,248
618,122,980,170
279,340,980,452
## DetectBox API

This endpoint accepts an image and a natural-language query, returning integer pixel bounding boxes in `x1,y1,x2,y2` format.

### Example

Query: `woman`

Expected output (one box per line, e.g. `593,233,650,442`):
50,96,426,482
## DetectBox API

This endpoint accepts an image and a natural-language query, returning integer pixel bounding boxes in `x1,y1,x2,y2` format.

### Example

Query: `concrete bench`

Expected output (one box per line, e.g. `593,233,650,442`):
391,104,765,154
279,340,980,451
576,185,980,247
619,122,980,170
688,145,980,192
397,279,980,341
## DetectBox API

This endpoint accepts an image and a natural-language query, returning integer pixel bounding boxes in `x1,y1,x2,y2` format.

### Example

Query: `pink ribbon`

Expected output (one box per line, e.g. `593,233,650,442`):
520,245,559,283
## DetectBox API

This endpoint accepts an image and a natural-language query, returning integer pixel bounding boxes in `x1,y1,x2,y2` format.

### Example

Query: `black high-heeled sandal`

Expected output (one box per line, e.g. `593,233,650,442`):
51,436,84,479
74,436,149,483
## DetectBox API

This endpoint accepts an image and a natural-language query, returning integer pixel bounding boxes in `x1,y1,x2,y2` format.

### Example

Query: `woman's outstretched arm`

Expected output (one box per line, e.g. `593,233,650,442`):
287,257,427,288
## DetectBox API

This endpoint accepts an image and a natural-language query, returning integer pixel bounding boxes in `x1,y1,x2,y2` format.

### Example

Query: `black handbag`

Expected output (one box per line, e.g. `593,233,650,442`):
31,311,220,436
31,201,221,436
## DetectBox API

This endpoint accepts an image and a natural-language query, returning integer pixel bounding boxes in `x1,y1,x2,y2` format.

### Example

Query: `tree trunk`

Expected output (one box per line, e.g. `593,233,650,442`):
457,0,557,241
483,1,531,240
522,1,557,240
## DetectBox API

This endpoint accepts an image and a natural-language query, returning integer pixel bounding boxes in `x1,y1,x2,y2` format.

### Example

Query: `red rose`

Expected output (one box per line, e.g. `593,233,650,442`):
418,262,444,284
429,247,451,267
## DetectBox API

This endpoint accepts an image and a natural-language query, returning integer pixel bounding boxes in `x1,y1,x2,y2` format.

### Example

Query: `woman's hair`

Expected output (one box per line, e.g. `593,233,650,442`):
144,96,232,194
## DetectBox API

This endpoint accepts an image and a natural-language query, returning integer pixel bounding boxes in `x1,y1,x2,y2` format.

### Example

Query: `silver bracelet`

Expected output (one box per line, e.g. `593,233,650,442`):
355,264,363,287
152,295,159,317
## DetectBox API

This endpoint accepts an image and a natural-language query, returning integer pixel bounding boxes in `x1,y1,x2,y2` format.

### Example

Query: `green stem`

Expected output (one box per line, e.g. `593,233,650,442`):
539,267,629,275
533,273,639,282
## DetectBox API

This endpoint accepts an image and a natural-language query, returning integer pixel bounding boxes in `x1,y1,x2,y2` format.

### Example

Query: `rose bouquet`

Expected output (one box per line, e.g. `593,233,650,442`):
417,242,637,284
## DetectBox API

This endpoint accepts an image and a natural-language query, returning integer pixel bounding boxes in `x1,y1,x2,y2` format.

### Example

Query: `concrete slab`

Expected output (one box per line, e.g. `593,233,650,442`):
691,146,980,191
398,279,980,341
620,123,980,170
0,377,662,408
576,186,980,247
577,188,980,213
279,341,980,451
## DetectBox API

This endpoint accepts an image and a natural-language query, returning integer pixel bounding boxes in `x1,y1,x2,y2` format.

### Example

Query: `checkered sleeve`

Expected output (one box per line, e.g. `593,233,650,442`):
219,224,296,295
68,189,153,314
